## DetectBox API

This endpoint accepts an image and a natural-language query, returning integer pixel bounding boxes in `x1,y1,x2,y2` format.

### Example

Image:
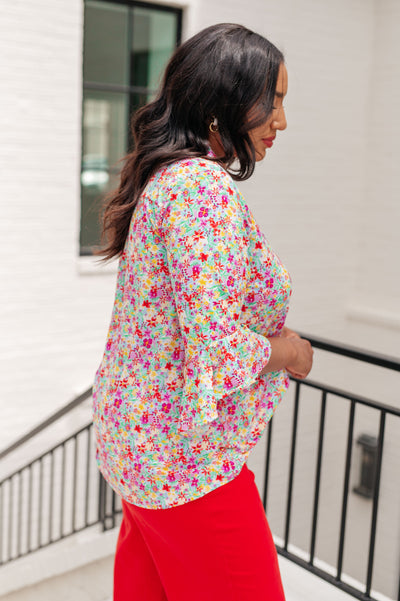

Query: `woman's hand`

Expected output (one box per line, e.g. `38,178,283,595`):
260,329,314,379
284,336,313,379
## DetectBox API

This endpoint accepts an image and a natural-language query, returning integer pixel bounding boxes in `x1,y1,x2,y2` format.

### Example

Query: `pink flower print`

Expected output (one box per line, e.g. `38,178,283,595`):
172,348,181,361
268,401,274,410
167,471,176,482
221,195,228,208
223,460,235,473
198,206,209,218
224,376,233,389
149,286,158,298
226,275,234,287
191,478,199,487
266,278,274,288
162,402,171,413
134,463,142,472
246,292,255,303
229,375,241,388
143,338,153,349
227,405,236,415
192,265,201,277
141,412,149,424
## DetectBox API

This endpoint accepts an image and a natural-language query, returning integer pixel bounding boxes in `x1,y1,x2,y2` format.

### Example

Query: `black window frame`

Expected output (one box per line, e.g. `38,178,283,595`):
80,0,183,256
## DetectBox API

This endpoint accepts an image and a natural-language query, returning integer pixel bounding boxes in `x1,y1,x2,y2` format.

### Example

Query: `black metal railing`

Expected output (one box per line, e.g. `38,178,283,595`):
0,421,105,564
266,334,400,601
0,335,399,601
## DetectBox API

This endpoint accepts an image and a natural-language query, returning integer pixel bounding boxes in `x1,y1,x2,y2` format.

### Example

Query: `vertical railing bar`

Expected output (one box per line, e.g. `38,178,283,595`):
27,464,33,552
336,400,356,581
309,390,327,565
48,449,54,544
85,426,91,527
102,475,107,530
8,477,13,561
284,381,300,551
98,472,105,531
105,482,110,529
37,458,43,548
111,489,116,529
365,411,386,597
263,417,273,510
16,472,22,558
72,434,78,533
60,442,66,539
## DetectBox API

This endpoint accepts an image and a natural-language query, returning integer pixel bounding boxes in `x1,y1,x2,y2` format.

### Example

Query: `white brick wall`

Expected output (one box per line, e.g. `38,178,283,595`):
353,0,400,327
0,0,399,598
0,0,116,446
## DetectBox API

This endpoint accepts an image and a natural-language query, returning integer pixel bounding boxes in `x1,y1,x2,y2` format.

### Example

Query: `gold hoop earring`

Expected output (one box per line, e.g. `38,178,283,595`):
209,117,218,133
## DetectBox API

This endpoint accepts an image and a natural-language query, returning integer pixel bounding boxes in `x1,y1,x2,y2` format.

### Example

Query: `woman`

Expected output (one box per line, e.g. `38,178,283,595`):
93,23,313,601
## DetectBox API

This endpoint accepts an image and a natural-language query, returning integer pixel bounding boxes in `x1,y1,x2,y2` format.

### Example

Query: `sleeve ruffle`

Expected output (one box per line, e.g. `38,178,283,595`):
178,327,271,434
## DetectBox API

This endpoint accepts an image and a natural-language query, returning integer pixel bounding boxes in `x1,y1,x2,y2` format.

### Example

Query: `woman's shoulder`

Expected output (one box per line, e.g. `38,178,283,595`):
143,155,248,228
154,155,235,193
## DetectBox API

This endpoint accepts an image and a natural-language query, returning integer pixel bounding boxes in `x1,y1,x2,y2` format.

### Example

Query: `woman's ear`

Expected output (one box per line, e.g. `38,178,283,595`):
209,117,218,133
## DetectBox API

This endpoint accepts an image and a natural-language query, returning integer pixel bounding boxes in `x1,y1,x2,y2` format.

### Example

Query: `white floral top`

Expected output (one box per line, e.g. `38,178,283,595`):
93,155,292,509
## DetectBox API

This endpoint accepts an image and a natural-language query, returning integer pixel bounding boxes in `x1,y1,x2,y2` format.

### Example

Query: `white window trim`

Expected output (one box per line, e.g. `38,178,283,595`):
77,255,118,275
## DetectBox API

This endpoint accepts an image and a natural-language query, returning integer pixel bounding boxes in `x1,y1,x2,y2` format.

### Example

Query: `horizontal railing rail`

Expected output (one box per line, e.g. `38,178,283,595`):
0,386,93,461
0,337,398,601
299,333,400,371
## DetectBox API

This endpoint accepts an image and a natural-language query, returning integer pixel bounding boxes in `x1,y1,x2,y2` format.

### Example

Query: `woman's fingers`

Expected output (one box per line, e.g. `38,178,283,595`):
281,326,300,339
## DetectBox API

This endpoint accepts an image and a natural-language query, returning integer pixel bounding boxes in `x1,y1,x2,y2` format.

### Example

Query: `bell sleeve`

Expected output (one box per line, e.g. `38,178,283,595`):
160,163,272,434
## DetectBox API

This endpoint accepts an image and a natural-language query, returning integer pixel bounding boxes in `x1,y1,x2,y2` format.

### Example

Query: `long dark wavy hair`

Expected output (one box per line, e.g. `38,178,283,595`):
97,23,284,261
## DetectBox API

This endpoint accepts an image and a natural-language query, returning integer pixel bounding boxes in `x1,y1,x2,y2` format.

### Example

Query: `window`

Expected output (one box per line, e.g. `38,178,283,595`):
80,0,182,255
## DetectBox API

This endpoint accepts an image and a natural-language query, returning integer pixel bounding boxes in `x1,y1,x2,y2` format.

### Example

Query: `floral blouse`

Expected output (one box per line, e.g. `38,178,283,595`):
92,155,292,509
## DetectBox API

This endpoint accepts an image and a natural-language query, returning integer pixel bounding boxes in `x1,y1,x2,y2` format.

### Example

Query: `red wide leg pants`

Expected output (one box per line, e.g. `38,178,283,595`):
114,463,286,601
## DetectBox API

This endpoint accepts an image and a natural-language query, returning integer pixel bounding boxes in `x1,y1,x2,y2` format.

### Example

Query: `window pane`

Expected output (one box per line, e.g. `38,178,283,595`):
131,7,178,90
80,90,129,253
83,0,129,86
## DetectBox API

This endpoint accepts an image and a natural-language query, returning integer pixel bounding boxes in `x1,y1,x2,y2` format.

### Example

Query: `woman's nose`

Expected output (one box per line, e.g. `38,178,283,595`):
273,107,287,131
